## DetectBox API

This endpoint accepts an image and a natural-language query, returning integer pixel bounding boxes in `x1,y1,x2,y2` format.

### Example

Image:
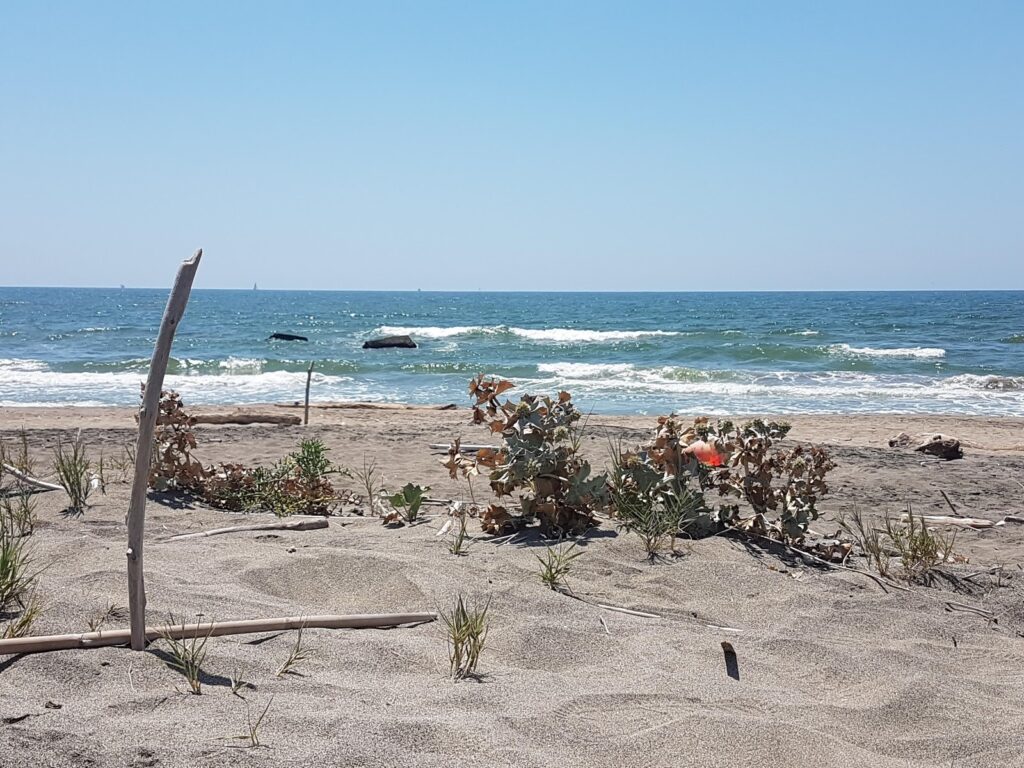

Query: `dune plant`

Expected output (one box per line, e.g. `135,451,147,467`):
354,455,385,515
536,541,582,591
446,377,608,536
87,601,127,632
148,387,208,493
837,509,892,577
159,619,212,695
2,590,43,639
885,505,956,583
439,594,490,680
234,696,273,748
0,530,37,607
383,483,430,525
275,625,311,678
52,432,93,514
446,504,471,556
1,488,37,537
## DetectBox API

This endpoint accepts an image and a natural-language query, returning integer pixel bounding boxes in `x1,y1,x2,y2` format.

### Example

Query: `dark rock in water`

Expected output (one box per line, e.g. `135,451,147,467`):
269,332,308,342
363,335,417,349
914,435,963,460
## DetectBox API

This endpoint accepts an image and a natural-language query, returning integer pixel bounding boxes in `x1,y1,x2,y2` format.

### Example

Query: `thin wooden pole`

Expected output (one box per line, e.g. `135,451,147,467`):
0,612,436,656
1,463,62,492
127,250,203,650
304,362,314,425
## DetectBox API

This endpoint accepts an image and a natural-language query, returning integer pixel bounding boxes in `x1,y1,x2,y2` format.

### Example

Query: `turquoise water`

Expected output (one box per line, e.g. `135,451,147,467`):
1,288,1023,414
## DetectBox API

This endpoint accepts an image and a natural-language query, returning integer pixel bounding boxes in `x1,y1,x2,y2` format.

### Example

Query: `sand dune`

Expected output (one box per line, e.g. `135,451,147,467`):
1,406,1023,767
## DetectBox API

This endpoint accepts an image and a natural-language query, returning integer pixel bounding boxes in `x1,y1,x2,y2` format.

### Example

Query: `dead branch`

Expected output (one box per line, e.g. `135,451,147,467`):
0,463,62,492
0,612,436,656
162,517,328,541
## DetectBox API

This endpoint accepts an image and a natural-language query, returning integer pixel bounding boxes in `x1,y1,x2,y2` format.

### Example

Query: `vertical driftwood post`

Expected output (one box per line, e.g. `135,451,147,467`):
304,362,314,425
127,250,203,650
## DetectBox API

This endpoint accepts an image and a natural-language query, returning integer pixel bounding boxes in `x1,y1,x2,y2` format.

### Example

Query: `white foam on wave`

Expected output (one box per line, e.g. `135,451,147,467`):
375,325,680,343
828,343,946,359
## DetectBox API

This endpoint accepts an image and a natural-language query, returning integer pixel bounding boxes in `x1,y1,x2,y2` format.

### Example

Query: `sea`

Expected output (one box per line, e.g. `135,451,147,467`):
1,288,1023,415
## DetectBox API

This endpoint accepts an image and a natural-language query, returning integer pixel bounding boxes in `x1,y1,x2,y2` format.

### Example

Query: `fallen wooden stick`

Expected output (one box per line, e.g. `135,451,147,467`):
428,444,497,452
0,612,437,656
594,603,661,619
193,413,301,426
276,402,457,411
162,517,328,541
1,463,62,492
902,513,1000,529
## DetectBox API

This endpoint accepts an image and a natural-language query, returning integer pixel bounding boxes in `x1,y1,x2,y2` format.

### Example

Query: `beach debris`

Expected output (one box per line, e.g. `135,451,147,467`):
0,464,61,493
304,361,314,425
127,249,203,649
914,434,963,460
276,401,457,410
0,612,437,656
902,514,998,530
888,432,913,448
163,517,329,541
269,332,308,341
721,641,739,680
362,334,417,349
191,413,301,426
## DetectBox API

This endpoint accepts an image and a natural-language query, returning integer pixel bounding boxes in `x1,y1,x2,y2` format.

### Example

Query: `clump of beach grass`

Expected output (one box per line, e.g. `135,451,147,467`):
158,618,212,695
1,488,37,538
275,624,311,678
886,505,957,583
537,540,582,592
0,530,37,608
233,696,273,748
52,432,94,514
439,594,489,680
354,455,385,515
2,590,44,639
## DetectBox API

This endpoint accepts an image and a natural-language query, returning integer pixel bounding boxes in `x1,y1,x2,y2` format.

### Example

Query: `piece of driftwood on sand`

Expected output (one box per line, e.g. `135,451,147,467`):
0,613,437,656
901,513,1024,529
1,463,62,492
304,361,314,425
127,249,203,651
162,517,328,541
140,412,302,426
275,402,457,411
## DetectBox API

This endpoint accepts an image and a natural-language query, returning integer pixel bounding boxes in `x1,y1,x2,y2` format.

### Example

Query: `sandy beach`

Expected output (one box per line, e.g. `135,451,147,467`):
1,404,1022,767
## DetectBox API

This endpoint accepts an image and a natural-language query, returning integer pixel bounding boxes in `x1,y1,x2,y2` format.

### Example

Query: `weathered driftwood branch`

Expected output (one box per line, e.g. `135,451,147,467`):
275,402,457,411
0,612,437,656
193,413,301,426
0,464,62,492
127,249,202,651
902,513,1002,529
163,517,328,541
304,362,314,426
428,444,497,452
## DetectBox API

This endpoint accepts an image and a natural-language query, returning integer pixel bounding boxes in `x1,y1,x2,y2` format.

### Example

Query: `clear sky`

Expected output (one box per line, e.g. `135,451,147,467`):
1,2,1021,291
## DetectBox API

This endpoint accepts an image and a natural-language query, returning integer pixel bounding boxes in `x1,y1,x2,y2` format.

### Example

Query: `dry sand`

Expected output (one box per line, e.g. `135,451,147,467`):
1,405,1023,767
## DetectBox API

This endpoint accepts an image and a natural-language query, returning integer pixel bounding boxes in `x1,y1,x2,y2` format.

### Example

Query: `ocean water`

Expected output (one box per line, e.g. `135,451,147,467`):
1,288,1023,415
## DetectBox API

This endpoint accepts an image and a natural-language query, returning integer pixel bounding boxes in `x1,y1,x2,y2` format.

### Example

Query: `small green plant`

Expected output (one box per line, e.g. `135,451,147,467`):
439,594,489,680
837,509,891,578
52,432,94,514
536,541,582,591
229,667,250,697
0,531,36,607
234,696,273,748
275,625,310,678
87,601,126,632
2,590,43,639
885,506,956,583
354,455,385,515
1,488,37,537
159,619,212,695
447,507,470,556
384,483,430,524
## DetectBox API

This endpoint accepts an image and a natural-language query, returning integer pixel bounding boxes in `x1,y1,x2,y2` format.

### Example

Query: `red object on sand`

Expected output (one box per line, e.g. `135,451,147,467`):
686,440,724,466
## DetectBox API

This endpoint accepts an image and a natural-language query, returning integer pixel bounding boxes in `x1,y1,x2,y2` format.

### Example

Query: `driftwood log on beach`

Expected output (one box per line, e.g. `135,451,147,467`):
127,250,203,650
276,402,457,411
193,413,301,426
1,463,62,492
0,613,437,656
163,517,328,541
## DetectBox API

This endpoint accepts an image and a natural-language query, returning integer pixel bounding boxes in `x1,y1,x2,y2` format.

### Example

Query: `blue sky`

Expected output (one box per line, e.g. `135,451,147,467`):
1,2,1021,290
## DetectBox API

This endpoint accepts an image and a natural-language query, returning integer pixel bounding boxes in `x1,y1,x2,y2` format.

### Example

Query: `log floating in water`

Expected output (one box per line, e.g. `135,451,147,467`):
363,335,417,349
0,612,437,656
162,517,328,541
